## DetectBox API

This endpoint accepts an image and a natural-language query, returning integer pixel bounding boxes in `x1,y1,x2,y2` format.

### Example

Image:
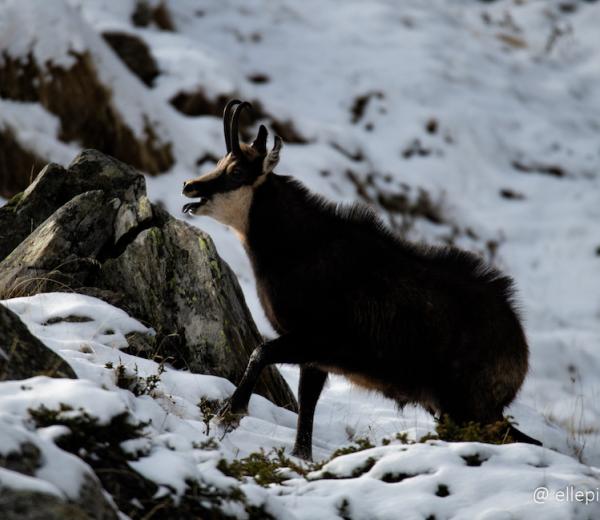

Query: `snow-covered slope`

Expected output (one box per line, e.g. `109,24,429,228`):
2,293,599,519
1,0,600,517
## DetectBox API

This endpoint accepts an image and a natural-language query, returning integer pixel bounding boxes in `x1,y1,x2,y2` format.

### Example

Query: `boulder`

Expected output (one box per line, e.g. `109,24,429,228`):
0,151,147,262
0,190,118,298
0,305,76,381
0,149,297,411
0,421,118,520
0,490,92,520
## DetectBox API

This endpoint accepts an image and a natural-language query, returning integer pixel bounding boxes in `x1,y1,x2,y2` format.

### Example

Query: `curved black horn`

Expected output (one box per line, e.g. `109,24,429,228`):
231,101,252,157
223,99,242,153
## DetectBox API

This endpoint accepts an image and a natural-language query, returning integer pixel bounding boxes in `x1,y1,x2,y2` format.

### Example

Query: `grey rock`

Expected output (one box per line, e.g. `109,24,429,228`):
77,474,120,520
0,489,92,520
0,190,118,298
0,149,297,410
0,150,146,262
0,305,76,381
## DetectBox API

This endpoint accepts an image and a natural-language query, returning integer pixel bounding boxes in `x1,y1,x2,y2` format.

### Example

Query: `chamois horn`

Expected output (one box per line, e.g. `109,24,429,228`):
231,101,252,157
223,99,242,153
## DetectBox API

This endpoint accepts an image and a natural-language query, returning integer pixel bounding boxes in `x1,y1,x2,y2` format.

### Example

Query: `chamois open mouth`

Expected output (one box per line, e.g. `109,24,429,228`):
182,197,209,214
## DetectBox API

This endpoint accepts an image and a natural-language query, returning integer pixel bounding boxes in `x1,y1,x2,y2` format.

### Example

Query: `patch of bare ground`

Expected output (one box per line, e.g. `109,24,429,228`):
0,52,173,197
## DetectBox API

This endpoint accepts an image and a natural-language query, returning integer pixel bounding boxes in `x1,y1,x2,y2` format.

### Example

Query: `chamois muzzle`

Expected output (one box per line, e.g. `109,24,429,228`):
182,180,211,214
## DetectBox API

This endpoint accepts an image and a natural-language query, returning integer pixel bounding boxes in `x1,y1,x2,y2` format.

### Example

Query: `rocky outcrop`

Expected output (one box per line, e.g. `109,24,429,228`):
0,149,297,411
0,153,146,262
0,305,76,381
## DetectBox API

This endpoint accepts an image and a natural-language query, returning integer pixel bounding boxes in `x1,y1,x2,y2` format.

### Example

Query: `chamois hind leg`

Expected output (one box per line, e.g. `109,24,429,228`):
292,366,328,460
219,333,333,419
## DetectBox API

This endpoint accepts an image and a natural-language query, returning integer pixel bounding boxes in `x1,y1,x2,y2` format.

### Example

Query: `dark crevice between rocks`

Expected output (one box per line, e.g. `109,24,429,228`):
97,214,163,263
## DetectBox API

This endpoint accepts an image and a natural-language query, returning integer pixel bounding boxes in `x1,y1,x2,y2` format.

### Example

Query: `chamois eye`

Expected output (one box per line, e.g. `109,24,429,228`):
231,168,245,179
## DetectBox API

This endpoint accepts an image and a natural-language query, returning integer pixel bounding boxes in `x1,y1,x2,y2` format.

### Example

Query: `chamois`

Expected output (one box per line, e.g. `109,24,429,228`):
182,99,539,460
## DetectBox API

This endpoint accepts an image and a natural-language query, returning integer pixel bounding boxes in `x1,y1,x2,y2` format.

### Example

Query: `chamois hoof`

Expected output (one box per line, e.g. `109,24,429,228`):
215,399,247,430
291,445,312,461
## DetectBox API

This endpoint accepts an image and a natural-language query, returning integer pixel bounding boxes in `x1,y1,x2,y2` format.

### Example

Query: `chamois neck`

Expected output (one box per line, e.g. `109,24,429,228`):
245,174,329,262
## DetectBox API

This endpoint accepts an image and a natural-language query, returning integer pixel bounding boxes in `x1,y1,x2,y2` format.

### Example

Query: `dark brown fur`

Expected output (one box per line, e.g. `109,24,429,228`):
248,177,529,421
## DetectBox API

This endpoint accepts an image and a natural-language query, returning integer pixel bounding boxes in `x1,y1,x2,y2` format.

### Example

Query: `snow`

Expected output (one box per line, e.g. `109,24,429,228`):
1,0,600,517
0,291,598,518
0,0,86,68
294,442,600,520
0,467,64,500
129,449,198,496
0,99,79,167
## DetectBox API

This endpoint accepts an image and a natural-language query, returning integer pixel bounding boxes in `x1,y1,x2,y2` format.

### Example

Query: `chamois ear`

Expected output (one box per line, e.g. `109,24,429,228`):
252,124,268,155
263,135,282,174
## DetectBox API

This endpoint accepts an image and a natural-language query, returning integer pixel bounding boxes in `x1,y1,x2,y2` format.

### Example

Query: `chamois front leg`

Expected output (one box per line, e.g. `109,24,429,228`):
218,333,328,421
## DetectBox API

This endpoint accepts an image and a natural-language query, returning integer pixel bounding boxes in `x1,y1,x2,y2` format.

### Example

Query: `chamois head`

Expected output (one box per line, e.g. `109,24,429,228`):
182,99,282,234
